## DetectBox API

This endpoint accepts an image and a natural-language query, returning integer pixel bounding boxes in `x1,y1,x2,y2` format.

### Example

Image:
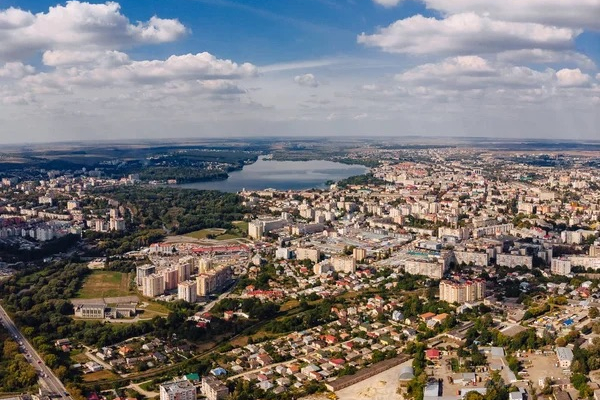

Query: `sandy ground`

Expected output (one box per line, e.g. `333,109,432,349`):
335,360,411,400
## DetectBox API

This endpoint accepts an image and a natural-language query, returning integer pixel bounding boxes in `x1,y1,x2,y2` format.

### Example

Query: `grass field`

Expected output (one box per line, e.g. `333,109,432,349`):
184,228,227,239
232,221,248,233
76,271,133,299
137,301,170,318
82,370,120,382
184,227,243,240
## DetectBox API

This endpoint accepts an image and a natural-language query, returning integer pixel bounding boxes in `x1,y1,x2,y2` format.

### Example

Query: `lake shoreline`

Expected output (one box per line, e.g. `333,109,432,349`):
177,156,369,193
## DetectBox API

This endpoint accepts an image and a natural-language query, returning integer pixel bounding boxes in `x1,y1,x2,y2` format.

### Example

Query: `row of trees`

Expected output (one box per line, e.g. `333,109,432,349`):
0,327,38,392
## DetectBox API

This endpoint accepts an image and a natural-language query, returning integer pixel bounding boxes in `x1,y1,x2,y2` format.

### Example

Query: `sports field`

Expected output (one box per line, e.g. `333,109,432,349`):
76,271,133,299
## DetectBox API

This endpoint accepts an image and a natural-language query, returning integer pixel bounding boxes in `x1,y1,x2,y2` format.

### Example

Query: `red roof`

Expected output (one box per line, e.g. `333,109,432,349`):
425,349,441,359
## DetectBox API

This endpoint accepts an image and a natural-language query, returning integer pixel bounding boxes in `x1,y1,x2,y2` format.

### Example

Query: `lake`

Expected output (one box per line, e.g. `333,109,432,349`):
179,157,369,192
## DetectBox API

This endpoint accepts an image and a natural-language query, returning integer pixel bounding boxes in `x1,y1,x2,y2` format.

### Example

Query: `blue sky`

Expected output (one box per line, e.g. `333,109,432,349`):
0,0,598,142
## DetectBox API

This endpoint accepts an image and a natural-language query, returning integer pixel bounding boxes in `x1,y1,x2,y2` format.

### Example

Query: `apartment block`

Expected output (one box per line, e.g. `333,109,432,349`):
142,273,165,297
178,280,197,303
439,279,485,304
159,380,196,400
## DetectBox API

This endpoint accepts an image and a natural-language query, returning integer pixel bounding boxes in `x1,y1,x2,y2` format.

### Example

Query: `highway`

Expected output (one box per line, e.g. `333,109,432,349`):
0,304,71,399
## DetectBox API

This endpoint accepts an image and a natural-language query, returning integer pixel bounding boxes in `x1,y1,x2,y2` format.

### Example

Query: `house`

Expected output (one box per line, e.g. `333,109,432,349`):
556,347,574,368
425,349,441,361
420,312,436,321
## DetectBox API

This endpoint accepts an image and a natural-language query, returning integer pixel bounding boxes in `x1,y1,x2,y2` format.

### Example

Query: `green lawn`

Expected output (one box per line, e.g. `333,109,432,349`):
76,271,133,299
232,221,248,233
184,228,226,239
184,227,243,240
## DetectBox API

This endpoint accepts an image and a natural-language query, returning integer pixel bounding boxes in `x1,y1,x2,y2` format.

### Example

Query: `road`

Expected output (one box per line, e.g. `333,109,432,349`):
0,304,71,399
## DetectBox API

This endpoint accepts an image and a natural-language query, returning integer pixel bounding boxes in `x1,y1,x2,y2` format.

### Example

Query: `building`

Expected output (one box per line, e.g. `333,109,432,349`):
67,200,80,210
331,256,356,273
198,258,213,273
454,250,489,266
163,268,179,290
569,256,600,270
556,347,574,368
439,279,486,304
74,303,106,319
142,273,165,297
178,281,197,303
159,380,196,400
404,259,446,279
201,376,229,400
496,254,533,269
353,248,367,262
109,217,126,231
136,264,156,286
178,261,192,282
275,247,292,260
248,217,289,239
196,265,232,297
551,258,572,276
473,223,514,238
296,248,321,263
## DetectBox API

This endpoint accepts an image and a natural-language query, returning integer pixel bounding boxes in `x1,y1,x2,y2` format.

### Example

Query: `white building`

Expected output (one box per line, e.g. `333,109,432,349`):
136,264,156,286
551,258,572,276
556,347,574,368
201,376,229,400
159,380,196,400
178,281,197,303
331,256,356,273
275,247,292,260
142,273,165,297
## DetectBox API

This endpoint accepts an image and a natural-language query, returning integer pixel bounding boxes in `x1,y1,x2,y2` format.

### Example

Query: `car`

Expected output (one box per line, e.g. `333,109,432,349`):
37,360,41,364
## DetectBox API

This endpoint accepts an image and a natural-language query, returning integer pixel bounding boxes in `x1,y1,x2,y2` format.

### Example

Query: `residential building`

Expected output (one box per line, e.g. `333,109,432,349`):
439,279,485,304
142,273,165,297
136,264,155,286
178,281,197,303
159,380,196,400
201,376,229,400
556,347,574,368
551,258,572,276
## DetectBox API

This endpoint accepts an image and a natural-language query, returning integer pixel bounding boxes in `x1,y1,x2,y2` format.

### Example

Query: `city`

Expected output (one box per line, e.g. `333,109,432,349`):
0,1,599,400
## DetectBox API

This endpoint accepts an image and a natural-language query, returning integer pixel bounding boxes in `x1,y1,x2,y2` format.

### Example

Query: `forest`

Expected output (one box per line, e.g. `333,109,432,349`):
97,186,248,235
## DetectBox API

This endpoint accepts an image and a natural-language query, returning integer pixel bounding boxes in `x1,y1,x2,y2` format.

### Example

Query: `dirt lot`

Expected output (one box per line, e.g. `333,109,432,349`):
514,353,566,387
336,360,412,400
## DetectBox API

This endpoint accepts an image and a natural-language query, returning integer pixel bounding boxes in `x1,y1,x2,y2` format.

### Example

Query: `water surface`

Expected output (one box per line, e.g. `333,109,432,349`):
179,157,369,192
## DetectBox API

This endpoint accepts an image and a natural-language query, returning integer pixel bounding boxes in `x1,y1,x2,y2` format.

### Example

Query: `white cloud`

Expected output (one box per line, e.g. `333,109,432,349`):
0,62,35,79
294,73,320,87
395,56,555,90
42,50,130,67
24,52,258,91
555,68,592,87
421,0,600,30
358,13,579,55
496,49,596,69
0,1,187,61
372,0,403,7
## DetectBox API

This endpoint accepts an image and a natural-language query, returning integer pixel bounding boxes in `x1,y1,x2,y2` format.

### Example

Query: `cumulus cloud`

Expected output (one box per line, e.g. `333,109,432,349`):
421,0,600,30
0,1,187,61
372,0,403,7
555,68,592,87
294,73,320,87
358,13,578,55
496,49,596,69
23,52,258,91
42,50,130,67
0,62,35,79
395,56,554,90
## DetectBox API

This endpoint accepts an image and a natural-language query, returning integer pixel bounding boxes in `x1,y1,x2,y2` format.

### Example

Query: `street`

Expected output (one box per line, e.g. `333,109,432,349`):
0,304,71,400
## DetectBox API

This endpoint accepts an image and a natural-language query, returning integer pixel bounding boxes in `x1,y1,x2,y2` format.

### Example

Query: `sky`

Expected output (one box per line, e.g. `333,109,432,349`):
0,0,598,143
